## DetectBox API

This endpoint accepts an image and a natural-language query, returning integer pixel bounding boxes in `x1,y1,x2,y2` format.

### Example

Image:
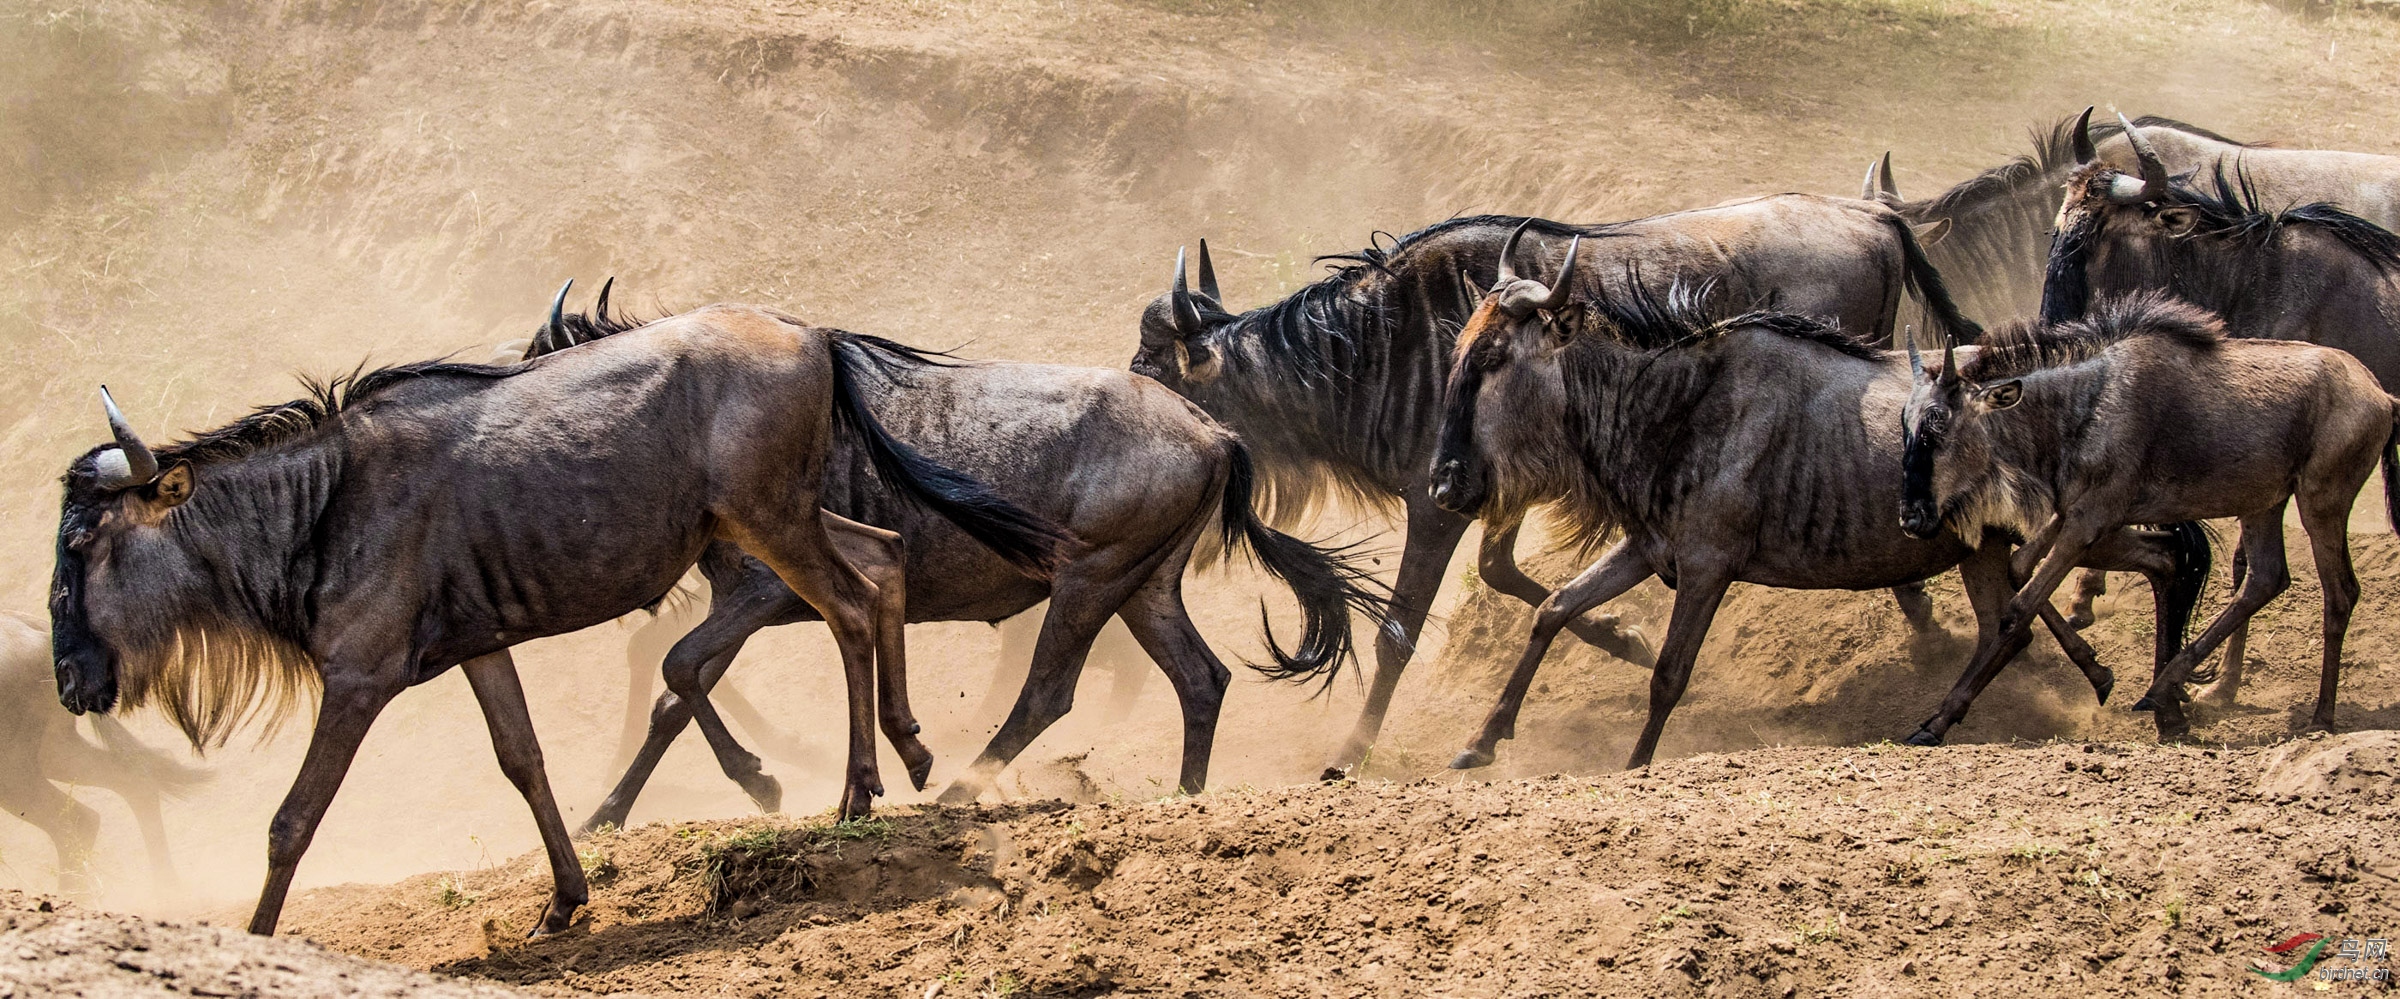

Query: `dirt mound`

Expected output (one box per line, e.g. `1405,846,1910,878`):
267,736,2397,996
0,890,525,998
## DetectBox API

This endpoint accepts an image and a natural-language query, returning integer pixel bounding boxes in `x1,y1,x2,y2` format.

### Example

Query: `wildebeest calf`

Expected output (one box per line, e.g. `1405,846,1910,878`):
1901,294,2400,744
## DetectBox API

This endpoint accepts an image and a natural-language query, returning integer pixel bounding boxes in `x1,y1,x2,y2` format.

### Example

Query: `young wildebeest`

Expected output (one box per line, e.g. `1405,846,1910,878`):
2039,119,2400,698
49,299,1074,936
1414,236,2205,770
532,300,1391,831
3,611,203,896
1136,197,1976,772
1901,295,2400,744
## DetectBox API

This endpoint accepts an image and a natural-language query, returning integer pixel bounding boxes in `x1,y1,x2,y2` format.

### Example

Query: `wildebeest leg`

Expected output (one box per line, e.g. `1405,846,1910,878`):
826,515,934,790
2295,494,2360,732
0,764,100,895
1113,564,1231,794
721,515,884,819
586,645,744,835
1474,522,1654,667
1957,545,2112,704
44,713,190,894
711,683,833,772
1625,565,1736,770
1908,519,2105,746
2066,569,2110,629
1094,622,1154,724
1891,581,1940,637
248,672,403,935
2076,526,2207,701
973,608,1044,732
460,650,588,938
1327,497,1472,773
2143,510,2290,741
2198,548,2251,706
1451,539,1655,770
612,603,697,772
938,560,1144,803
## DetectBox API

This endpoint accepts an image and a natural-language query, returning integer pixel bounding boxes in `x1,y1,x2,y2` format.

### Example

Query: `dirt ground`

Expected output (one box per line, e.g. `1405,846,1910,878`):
8,0,2400,994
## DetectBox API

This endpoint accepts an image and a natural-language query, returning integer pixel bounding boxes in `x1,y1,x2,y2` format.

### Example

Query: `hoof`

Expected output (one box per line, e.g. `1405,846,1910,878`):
744,774,783,815
906,756,934,792
528,904,578,939
1318,765,1352,783
934,781,981,806
2130,695,2156,713
1903,729,1943,748
575,813,621,838
2065,610,2095,630
2092,674,2115,706
1615,627,1658,670
1449,747,1495,770
838,786,875,821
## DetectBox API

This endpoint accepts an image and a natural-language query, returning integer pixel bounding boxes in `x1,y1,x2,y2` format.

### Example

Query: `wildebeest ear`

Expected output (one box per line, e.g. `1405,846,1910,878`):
1911,218,1952,247
1976,380,2023,411
2154,206,2200,237
155,462,196,508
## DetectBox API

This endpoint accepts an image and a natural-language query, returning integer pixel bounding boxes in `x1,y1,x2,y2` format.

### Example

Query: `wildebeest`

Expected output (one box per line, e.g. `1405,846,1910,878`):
1135,197,1977,771
1413,234,2205,769
1870,108,2400,325
1900,294,2399,744
49,296,1074,936
2037,119,2400,697
3,611,203,896
534,298,1391,832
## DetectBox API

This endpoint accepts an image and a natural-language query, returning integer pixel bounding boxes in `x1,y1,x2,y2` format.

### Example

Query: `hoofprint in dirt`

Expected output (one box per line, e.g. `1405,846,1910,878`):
0,890,528,999
269,736,2397,998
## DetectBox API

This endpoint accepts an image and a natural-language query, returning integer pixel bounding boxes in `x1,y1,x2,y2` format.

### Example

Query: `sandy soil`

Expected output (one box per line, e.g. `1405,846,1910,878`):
7,0,2400,993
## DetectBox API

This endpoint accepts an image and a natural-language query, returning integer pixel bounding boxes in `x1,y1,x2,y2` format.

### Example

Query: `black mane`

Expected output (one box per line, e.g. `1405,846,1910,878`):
2156,163,2400,271
1576,269,1884,361
1968,292,2224,381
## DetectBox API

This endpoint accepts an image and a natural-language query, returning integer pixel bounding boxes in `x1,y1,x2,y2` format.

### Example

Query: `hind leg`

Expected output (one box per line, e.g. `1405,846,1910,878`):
46,715,188,895
1891,581,1940,637
975,606,1045,733
2197,547,2251,706
1114,566,1230,794
1454,539,1655,769
613,592,702,772
1094,620,1155,725
2,768,101,896
2065,569,2109,629
1476,522,1654,667
2144,511,2290,741
827,514,932,790
2297,493,2363,732
719,511,885,819
937,563,1135,803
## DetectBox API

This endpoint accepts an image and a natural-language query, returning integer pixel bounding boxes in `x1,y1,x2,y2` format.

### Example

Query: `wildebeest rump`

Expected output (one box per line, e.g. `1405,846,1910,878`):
3,611,203,897
526,300,1392,832
1133,196,1977,771
47,300,1074,936
1418,237,2205,769
1899,295,2400,744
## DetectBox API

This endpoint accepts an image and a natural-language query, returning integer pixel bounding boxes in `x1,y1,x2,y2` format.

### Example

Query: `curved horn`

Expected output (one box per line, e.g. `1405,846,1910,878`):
1877,151,1898,199
1496,236,1579,315
2071,106,2097,164
594,276,616,322
1495,218,1536,289
2113,111,2169,203
96,385,159,488
1170,247,1205,337
545,278,574,340
1861,155,1882,200
1941,329,1959,381
1196,239,1221,304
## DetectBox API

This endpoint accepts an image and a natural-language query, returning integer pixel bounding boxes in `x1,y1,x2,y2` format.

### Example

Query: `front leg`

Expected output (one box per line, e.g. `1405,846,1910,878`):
1326,497,1471,773
1475,521,1655,668
461,651,588,938
1625,563,1736,769
1910,518,2106,746
2144,510,2291,740
250,671,404,935
1452,539,1655,769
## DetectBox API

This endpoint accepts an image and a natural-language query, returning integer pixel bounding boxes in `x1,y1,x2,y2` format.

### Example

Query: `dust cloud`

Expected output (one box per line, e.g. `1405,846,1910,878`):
2,0,2393,923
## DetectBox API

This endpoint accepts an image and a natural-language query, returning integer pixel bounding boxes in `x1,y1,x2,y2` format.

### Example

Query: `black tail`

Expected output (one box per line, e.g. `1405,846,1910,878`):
1219,442,1398,691
828,333,1080,576
2383,402,2400,537
1884,211,1985,347
2155,520,2214,684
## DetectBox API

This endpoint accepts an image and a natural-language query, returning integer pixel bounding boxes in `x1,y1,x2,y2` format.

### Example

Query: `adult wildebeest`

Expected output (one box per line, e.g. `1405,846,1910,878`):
1136,196,1978,772
534,298,1391,832
1899,294,2399,744
49,295,1074,936
2036,119,2400,698
1414,232,2205,770
1868,108,2400,325
4,611,203,896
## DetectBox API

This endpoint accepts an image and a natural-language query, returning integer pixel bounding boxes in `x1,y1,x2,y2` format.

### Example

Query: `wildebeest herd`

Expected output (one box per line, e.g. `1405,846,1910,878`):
15,109,2400,938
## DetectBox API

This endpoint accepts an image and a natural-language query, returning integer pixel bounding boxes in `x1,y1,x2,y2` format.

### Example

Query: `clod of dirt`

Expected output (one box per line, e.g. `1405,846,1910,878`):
2259,730,2400,799
0,890,525,998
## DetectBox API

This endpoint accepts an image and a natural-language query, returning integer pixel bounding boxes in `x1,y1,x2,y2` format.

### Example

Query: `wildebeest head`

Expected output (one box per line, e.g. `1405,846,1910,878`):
1900,333,2022,540
1132,241,1233,389
2043,112,2186,322
1428,222,1581,517
51,387,200,715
